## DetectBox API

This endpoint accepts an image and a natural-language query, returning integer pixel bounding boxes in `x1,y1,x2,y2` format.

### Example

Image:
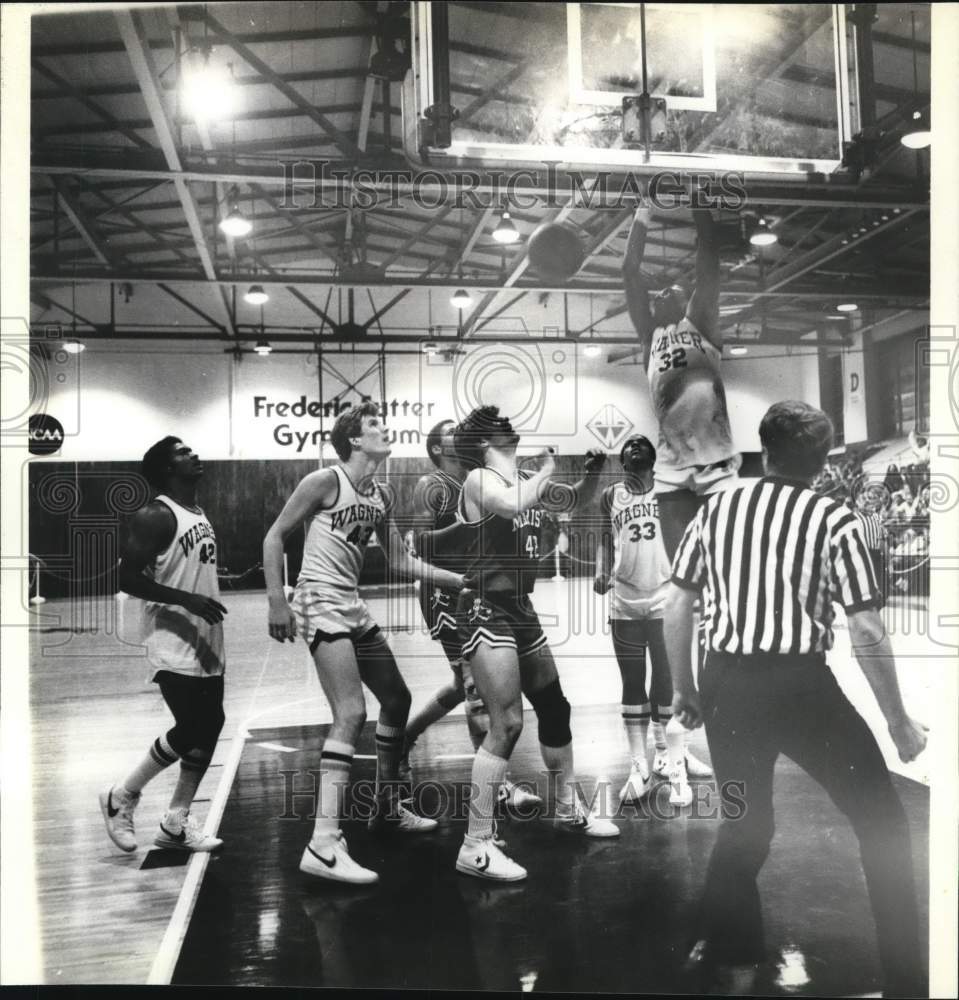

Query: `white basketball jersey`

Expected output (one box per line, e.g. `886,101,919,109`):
607,483,671,619
646,317,734,471
144,495,225,677
298,465,387,591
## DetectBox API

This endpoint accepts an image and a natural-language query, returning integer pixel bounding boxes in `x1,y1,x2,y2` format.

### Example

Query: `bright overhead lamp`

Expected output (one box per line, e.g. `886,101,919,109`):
220,208,252,238
836,302,859,313
253,340,272,356
451,288,472,309
182,59,238,124
245,284,269,305
749,217,778,247
492,210,519,245
728,345,748,356
900,14,930,150
901,112,931,150
62,340,85,354
583,344,602,357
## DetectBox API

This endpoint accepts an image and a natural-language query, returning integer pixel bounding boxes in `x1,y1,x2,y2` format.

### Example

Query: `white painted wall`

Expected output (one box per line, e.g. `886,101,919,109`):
36,337,820,461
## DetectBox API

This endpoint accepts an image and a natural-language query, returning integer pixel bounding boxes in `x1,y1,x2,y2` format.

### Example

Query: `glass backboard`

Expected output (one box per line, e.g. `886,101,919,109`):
407,2,857,177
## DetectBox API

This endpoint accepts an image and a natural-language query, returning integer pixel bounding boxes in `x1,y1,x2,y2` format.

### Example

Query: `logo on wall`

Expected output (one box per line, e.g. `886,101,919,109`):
586,404,633,450
28,413,65,456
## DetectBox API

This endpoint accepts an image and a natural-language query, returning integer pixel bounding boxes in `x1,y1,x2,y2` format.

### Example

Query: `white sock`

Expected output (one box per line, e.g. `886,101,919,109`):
467,747,509,840
312,738,353,844
651,720,667,753
622,703,651,768
665,716,687,779
540,740,576,809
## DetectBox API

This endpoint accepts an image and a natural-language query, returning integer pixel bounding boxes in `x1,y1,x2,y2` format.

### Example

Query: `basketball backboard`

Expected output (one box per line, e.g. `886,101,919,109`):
407,2,858,177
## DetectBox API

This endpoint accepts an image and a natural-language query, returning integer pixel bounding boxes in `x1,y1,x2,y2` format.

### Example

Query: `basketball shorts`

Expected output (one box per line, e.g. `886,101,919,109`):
457,590,548,660
291,584,377,651
418,584,464,666
610,582,667,620
654,455,741,495
145,606,225,679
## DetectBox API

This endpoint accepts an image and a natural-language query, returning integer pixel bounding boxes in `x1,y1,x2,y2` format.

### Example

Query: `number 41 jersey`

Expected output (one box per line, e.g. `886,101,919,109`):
299,465,387,591
604,482,671,620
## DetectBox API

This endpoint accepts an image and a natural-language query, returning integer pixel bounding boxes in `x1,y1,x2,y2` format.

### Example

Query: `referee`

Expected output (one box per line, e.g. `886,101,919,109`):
663,401,927,997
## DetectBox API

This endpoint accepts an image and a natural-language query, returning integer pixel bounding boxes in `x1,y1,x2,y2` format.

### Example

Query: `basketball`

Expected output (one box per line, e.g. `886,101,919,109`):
527,222,585,282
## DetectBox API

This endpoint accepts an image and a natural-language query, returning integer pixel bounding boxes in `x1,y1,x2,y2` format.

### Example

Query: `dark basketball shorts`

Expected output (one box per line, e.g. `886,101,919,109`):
418,584,463,666
456,590,548,660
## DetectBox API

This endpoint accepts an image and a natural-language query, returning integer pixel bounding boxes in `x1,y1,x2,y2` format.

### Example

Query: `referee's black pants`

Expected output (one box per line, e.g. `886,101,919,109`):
696,652,922,997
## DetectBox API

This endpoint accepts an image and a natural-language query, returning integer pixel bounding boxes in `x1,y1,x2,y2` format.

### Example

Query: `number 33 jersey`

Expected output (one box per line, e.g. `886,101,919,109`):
299,464,387,591
604,483,671,620
144,495,225,677
647,317,735,474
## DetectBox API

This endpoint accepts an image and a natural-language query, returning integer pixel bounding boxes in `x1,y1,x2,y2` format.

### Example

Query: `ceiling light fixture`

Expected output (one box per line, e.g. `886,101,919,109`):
253,340,272,356
182,57,237,124
245,284,269,305
729,345,748,356
749,216,778,247
492,210,519,245
584,344,602,358
901,13,930,149
836,302,859,313
451,288,472,309
219,185,252,238
62,340,85,354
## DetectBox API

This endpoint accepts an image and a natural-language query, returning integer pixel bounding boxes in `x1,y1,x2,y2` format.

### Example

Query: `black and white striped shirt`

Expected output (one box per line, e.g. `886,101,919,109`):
672,476,881,656
855,510,887,551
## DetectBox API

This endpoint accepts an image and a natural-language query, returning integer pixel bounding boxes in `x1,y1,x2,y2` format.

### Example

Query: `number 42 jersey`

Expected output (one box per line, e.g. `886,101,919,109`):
603,482,671,620
298,464,387,591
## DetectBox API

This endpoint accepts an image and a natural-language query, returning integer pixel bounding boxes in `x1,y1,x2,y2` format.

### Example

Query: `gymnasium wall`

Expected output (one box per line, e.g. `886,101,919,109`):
27,338,819,599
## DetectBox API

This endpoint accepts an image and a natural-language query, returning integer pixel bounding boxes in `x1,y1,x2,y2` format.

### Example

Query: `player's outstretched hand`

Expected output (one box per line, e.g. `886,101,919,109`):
889,715,928,763
672,688,703,730
536,447,556,477
268,599,297,643
584,449,607,474
593,573,612,595
182,594,228,624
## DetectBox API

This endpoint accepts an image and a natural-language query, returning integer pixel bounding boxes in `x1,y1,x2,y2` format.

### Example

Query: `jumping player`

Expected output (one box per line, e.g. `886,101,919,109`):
264,402,466,886
452,405,617,883
403,420,543,812
622,205,740,560
100,437,226,854
594,434,712,809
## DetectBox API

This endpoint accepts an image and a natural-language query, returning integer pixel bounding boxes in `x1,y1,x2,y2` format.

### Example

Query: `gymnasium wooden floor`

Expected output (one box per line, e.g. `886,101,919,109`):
26,579,936,989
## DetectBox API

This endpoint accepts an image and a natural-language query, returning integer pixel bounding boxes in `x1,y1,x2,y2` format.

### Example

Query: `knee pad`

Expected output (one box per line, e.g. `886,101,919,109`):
527,678,572,748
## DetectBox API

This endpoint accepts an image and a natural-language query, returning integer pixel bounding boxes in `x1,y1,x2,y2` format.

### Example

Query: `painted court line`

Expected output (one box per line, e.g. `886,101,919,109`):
146,722,247,985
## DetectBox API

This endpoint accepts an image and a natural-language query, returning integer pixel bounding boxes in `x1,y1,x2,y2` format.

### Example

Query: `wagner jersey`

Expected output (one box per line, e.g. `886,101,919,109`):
459,468,543,597
647,317,735,473
603,482,671,619
298,465,387,591
144,495,225,678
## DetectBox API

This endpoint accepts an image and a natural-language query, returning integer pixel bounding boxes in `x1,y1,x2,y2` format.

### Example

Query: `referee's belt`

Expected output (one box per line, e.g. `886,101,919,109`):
706,651,826,670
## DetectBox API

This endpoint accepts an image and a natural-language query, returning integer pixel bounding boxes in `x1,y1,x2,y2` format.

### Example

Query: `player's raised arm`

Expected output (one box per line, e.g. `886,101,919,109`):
468,449,556,519
685,208,720,348
263,467,337,642
622,206,656,349
593,484,615,595
118,503,227,624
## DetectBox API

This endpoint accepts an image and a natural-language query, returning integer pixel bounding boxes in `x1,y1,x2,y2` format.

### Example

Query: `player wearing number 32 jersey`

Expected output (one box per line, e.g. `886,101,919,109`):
623,206,740,561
